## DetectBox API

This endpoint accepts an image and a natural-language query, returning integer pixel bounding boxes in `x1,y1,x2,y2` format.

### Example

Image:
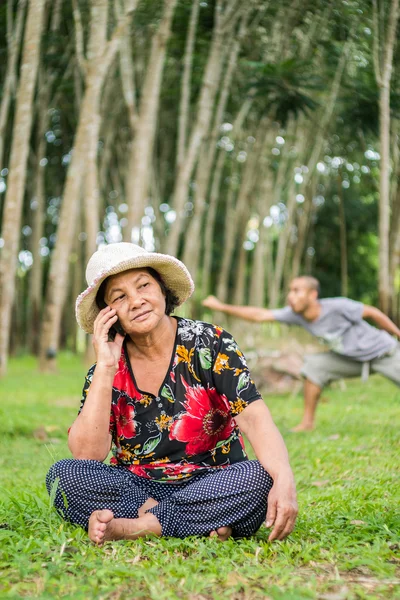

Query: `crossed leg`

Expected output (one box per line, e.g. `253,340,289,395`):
89,497,232,545
47,459,271,544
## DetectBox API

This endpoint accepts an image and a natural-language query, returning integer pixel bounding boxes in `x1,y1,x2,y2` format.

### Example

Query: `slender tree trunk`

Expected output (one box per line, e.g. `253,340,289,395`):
291,178,318,279
269,177,297,307
233,218,250,305
216,122,264,301
124,0,177,242
29,89,47,354
216,178,238,301
337,168,348,297
249,174,274,307
29,0,63,354
201,97,253,297
0,0,27,173
39,0,136,371
269,118,303,306
176,0,200,171
166,0,241,256
372,0,399,312
182,12,250,280
0,0,45,376
201,149,227,297
83,1,109,260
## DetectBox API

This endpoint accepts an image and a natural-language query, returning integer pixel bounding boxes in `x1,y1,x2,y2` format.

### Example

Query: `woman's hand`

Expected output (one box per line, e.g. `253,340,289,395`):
92,306,125,371
265,471,298,541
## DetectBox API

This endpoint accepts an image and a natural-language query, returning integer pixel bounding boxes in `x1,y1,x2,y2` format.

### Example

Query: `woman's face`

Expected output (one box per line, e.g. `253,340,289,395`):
104,268,167,336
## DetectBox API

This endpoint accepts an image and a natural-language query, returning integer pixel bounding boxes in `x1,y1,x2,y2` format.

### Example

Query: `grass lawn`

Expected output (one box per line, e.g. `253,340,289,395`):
0,353,399,599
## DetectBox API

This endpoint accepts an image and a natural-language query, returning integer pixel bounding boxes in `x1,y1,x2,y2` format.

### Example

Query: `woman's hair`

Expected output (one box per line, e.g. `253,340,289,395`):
95,267,179,316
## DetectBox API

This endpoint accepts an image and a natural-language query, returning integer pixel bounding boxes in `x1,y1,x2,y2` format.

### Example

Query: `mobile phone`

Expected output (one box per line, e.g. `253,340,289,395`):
97,298,126,340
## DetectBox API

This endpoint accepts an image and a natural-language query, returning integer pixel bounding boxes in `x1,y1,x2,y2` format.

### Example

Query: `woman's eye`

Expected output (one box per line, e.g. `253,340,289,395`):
140,283,149,289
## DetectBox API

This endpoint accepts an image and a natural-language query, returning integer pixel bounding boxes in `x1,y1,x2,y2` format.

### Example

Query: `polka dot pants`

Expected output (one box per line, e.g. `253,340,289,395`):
46,459,273,539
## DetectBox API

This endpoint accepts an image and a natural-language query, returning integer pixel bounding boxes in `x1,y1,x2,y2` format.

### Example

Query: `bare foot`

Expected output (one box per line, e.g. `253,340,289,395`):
88,509,116,545
291,422,314,432
138,497,158,517
209,525,232,541
88,509,162,545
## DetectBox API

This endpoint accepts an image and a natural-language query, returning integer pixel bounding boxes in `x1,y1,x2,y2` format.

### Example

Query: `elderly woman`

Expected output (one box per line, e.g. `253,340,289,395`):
46,243,297,544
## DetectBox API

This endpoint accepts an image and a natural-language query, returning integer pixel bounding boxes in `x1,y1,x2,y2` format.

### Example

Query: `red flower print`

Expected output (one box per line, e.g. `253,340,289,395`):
169,376,234,455
111,396,138,439
113,352,142,401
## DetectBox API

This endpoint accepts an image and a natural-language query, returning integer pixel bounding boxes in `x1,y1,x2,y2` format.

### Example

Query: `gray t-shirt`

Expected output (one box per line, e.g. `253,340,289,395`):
272,297,396,361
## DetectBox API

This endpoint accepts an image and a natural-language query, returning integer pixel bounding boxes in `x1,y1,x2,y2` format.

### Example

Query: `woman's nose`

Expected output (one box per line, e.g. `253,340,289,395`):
127,292,143,309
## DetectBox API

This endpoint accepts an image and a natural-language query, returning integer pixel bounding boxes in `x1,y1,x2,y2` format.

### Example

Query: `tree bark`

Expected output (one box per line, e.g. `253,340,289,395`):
176,0,200,172
201,97,253,297
124,0,177,243
39,0,136,371
0,0,27,173
337,168,348,297
166,0,241,256
182,11,250,280
372,0,399,312
0,0,46,376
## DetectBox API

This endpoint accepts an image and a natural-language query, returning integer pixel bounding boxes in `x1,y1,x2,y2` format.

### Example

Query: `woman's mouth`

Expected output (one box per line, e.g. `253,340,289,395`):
133,310,151,322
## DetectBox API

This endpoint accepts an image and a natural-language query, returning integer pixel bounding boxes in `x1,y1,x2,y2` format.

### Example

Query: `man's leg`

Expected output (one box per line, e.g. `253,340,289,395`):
293,352,363,432
291,378,322,432
371,345,400,386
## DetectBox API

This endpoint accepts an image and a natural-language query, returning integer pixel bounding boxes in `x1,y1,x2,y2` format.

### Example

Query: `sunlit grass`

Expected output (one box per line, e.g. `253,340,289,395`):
0,353,399,599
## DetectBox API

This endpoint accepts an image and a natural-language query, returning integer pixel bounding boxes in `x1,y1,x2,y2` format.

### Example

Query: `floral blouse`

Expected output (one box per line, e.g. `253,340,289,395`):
77,318,262,482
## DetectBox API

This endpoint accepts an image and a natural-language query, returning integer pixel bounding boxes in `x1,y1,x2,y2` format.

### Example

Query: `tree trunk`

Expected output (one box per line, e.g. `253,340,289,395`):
0,0,27,173
29,86,47,354
83,1,109,260
337,168,348,297
124,0,177,243
291,178,318,279
166,0,241,256
39,0,135,371
216,123,263,302
29,0,63,354
372,0,399,312
0,0,45,376
182,12,250,280
176,0,200,171
249,173,274,307
232,219,250,305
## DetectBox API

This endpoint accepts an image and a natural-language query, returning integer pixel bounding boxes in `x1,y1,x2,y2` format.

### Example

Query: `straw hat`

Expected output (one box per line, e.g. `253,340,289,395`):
76,243,194,333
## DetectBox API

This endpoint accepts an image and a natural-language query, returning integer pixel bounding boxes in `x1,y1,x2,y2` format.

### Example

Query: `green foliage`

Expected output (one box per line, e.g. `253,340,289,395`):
245,59,323,124
0,354,399,598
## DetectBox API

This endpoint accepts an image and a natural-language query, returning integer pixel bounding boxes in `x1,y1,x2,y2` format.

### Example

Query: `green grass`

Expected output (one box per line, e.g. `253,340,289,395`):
0,353,399,599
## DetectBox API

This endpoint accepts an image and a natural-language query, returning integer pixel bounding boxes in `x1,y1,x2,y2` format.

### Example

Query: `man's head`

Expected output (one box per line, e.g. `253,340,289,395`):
287,276,320,314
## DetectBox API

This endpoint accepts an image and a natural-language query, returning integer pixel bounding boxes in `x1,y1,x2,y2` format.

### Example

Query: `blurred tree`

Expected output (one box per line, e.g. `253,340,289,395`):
0,0,46,375
39,0,137,371
372,0,399,312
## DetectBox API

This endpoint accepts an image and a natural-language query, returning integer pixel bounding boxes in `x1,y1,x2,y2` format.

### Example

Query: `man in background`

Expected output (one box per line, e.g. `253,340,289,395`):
203,276,400,431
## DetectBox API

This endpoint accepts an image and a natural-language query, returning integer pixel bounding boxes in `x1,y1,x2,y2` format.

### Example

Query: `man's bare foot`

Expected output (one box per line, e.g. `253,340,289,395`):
291,422,314,432
209,525,232,541
88,509,162,545
138,497,158,517
88,509,117,545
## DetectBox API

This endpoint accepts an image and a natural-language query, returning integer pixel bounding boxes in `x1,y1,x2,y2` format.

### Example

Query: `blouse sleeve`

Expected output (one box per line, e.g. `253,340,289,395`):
74,363,115,436
77,363,96,414
211,329,262,417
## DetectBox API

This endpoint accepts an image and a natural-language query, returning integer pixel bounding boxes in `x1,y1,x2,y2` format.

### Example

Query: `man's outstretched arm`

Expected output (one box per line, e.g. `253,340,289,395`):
362,305,400,337
202,295,276,323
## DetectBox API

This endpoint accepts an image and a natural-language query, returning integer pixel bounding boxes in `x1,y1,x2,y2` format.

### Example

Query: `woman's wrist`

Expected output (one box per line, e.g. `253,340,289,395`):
94,363,118,379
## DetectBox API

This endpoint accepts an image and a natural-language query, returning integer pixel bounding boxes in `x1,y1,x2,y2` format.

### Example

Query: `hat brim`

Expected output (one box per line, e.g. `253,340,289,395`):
76,253,194,334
